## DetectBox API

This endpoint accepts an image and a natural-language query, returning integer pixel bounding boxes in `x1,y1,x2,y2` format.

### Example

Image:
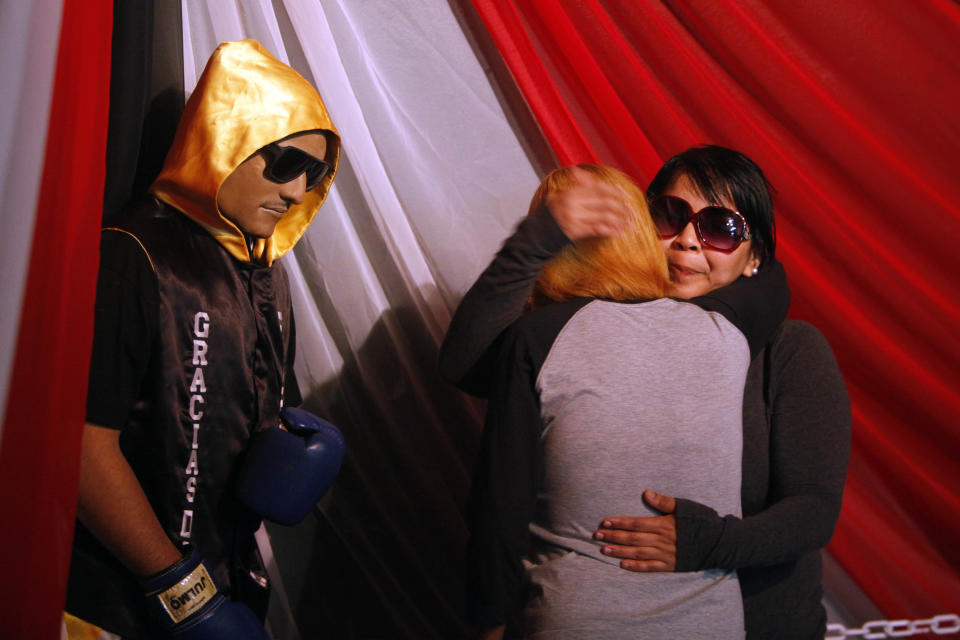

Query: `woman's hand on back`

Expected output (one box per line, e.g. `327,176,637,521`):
593,489,678,571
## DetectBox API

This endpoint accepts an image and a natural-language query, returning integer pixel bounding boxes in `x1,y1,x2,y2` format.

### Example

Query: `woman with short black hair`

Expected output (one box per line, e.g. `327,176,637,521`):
444,147,850,639
466,163,790,638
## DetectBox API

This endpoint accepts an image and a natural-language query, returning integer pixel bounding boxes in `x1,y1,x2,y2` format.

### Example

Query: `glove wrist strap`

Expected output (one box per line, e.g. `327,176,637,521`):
142,551,220,627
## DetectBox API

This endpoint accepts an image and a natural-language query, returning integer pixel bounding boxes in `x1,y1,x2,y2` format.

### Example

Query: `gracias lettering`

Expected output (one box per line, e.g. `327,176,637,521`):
180,311,210,540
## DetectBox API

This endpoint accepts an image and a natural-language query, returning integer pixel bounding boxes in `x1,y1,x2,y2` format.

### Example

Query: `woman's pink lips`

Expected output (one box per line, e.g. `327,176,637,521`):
669,263,704,277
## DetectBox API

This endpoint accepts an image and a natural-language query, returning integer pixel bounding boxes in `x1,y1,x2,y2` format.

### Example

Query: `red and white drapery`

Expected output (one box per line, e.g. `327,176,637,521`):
2,1,958,638
0,1,112,638
469,0,960,620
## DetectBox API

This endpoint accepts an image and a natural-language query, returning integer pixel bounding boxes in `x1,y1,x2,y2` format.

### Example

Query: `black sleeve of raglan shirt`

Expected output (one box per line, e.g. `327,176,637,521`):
85,230,159,430
465,298,592,630
688,258,790,359
439,206,570,397
674,321,851,572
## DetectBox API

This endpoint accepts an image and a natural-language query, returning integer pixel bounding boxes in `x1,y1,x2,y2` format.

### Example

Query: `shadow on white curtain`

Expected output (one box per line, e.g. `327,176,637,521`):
181,1,539,637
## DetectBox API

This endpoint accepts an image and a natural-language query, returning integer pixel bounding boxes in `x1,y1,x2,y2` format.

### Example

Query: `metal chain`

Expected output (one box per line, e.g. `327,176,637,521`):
827,614,960,638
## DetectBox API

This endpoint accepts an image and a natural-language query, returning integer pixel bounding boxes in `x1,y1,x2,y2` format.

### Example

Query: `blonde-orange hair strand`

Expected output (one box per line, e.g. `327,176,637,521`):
531,164,669,306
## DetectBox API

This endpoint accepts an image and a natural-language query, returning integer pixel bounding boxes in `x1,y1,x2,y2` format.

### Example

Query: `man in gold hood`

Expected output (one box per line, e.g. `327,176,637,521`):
65,40,340,639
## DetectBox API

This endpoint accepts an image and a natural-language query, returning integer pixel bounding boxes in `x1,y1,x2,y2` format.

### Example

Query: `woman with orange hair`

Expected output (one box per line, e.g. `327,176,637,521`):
465,164,788,638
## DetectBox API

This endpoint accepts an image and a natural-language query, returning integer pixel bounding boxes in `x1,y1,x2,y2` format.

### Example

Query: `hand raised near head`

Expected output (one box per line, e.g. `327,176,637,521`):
544,166,633,240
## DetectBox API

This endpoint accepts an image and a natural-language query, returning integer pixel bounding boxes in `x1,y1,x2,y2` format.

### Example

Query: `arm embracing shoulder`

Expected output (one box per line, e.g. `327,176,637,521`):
439,207,569,396
676,322,851,569
691,259,790,359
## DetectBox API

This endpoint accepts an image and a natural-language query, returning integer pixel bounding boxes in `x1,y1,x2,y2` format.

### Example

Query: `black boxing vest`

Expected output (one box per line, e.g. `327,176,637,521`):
68,201,296,637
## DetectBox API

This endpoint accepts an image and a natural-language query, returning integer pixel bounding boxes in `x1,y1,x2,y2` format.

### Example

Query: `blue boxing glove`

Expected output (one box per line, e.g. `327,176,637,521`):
237,406,345,525
142,551,267,639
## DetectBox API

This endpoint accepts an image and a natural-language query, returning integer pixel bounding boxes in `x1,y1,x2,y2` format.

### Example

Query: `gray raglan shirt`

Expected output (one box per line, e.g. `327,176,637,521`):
467,262,789,638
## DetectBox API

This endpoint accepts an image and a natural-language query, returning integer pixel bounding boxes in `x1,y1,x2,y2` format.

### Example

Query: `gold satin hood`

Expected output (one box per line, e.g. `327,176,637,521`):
150,39,339,265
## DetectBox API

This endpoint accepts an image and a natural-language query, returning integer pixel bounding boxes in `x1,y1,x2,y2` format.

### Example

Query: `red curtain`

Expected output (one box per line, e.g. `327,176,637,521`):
471,0,960,619
0,1,112,637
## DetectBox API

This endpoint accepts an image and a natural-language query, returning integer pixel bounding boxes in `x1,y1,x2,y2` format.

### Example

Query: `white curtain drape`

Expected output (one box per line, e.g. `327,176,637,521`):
181,1,539,637
0,0,65,431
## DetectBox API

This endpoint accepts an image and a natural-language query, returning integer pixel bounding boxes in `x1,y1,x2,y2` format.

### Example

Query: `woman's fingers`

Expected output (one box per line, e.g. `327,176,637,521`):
545,168,633,240
593,513,678,571
597,515,677,539
620,559,674,572
590,492,681,573
594,529,671,548
600,542,668,559
643,489,677,514
597,538,676,571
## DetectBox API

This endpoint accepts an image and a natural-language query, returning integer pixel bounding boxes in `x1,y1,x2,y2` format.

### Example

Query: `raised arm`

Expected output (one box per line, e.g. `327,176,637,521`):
439,207,567,396
439,167,632,396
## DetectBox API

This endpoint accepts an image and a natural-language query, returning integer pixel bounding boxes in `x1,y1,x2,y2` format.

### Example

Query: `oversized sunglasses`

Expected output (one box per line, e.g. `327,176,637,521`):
649,194,751,252
259,142,332,191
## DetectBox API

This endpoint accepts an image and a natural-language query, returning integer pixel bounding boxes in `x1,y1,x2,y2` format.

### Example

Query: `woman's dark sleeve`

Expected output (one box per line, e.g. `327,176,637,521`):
675,322,851,570
690,259,790,359
465,323,544,629
439,206,569,397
